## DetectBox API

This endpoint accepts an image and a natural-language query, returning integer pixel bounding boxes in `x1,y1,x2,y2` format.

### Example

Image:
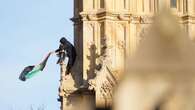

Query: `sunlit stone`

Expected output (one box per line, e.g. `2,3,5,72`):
114,9,195,110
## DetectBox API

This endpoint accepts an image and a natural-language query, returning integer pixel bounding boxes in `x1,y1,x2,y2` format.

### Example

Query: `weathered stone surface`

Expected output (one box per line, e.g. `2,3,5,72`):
60,0,195,110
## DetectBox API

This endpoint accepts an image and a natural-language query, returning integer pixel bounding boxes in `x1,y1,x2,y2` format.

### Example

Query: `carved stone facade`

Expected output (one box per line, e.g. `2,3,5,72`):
59,0,195,110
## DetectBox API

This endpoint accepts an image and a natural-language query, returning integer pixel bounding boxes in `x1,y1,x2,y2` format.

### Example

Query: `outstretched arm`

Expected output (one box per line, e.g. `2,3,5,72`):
55,43,64,52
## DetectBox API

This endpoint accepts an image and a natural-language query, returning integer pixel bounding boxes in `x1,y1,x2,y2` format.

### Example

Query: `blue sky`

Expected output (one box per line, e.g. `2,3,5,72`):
0,0,73,109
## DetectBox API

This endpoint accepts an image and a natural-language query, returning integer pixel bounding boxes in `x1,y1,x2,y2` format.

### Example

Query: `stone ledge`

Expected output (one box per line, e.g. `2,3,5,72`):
71,11,195,24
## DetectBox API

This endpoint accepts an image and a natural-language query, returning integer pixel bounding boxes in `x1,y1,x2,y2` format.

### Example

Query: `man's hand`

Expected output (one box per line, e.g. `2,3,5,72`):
49,51,55,55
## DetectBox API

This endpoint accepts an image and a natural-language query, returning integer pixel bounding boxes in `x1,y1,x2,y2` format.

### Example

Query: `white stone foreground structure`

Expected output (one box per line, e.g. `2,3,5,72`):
59,0,195,110
114,9,195,110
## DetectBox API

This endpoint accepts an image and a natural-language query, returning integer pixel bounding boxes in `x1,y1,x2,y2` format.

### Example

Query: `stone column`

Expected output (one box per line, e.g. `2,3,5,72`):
59,63,69,110
188,0,195,15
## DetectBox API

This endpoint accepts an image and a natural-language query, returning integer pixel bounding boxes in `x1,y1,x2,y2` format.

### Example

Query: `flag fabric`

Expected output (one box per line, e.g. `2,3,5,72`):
19,52,53,81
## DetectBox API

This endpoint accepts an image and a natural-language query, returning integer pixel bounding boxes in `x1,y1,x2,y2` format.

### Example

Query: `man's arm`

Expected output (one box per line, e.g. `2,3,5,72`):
55,43,64,52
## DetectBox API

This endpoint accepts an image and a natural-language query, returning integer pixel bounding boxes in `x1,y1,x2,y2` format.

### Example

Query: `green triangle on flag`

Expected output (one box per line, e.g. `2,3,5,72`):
19,52,53,81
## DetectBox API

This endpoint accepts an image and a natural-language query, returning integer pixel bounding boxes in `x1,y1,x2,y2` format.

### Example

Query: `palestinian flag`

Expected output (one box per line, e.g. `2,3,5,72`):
19,52,53,81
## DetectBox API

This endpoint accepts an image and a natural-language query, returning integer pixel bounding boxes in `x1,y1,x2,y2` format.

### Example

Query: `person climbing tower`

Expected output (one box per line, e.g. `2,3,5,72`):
55,37,77,76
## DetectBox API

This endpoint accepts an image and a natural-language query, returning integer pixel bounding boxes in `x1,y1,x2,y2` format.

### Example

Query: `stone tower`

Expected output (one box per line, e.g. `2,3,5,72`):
59,0,195,110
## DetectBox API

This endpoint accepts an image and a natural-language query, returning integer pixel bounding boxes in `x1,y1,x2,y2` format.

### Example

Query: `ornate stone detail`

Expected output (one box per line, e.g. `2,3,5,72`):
79,11,195,24
80,11,132,21
98,67,118,98
88,37,118,102
61,0,195,110
131,16,142,23
178,15,195,23
117,14,132,21
58,63,66,100
141,16,154,24
131,15,154,24
117,41,125,49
